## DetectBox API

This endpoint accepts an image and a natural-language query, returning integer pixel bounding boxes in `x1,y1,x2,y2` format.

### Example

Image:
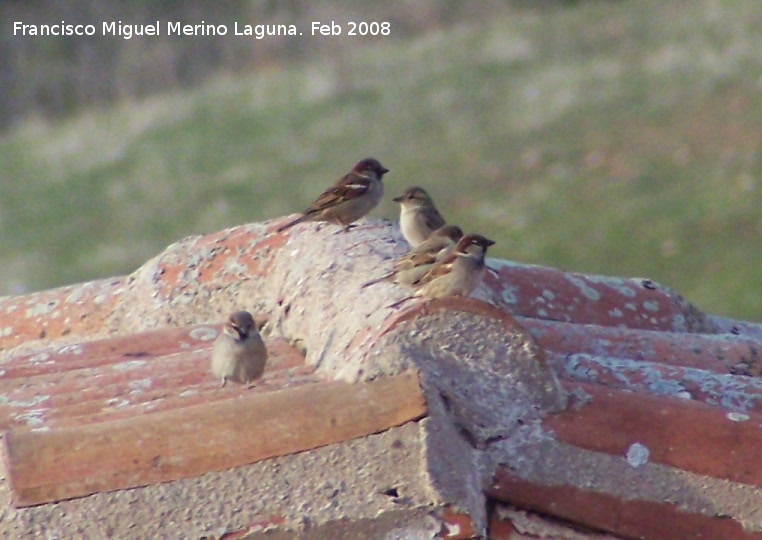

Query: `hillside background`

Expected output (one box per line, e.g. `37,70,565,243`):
2,0,761,321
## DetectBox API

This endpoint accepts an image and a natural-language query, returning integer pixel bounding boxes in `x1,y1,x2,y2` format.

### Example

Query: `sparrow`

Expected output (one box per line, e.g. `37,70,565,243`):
277,157,390,233
211,310,268,387
388,234,496,309
362,225,463,288
392,186,447,247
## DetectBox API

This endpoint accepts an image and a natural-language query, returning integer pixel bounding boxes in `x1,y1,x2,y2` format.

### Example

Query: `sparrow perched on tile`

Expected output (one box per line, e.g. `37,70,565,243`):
211,310,267,387
277,157,389,233
362,225,463,288
388,234,496,308
392,186,447,247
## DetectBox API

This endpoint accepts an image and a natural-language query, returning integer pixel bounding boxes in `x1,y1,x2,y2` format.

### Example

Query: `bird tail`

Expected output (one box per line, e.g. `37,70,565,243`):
276,214,308,233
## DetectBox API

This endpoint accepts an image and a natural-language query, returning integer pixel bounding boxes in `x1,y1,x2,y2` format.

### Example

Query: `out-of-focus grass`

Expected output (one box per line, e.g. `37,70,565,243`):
2,0,762,321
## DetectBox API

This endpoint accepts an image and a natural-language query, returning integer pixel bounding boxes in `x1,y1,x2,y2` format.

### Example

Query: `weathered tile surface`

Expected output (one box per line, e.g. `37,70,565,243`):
2,217,762,539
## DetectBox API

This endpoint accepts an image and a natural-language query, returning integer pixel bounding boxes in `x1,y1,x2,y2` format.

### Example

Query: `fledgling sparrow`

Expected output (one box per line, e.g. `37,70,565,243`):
277,157,390,233
392,186,447,247
211,310,268,387
388,233,496,309
362,225,464,288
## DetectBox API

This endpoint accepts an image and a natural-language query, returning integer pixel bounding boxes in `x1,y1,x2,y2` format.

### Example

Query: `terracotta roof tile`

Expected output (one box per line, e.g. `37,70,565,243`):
1,218,761,538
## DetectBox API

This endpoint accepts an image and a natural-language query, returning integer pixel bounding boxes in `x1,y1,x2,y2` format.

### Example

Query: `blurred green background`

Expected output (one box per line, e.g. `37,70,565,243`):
1,0,761,321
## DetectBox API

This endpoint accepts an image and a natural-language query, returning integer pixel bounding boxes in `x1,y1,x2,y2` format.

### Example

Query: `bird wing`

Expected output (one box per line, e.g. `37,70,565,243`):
303,173,373,215
412,249,459,286
423,207,446,231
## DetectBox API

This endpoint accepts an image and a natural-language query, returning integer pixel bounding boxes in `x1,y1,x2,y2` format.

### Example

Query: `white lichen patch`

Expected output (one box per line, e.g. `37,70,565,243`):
672,314,687,331
58,344,84,355
14,410,45,427
0,326,13,337
29,352,52,364
626,442,650,468
642,300,660,312
112,360,148,371
565,275,601,302
499,286,519,305
105,397,131,408
128,378,153,395
222,258,249,276
727,412,750,422
580,273,638,298
189,326,218,342
607,308,624,318
65,287,87,304
11,395,50,408
25,299,60,318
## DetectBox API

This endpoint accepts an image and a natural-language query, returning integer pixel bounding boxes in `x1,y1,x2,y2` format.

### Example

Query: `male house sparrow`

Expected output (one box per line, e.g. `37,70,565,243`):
362,225,464,288
277,157,389,233
389,233,496,308
211,310,268,387
392,186,447,247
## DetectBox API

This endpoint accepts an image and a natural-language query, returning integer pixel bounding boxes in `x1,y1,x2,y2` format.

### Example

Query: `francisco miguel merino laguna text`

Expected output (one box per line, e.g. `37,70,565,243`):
13,21,299,40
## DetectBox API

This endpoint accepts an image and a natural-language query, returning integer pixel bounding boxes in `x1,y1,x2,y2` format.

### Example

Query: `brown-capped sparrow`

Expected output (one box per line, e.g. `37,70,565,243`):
388,234,496,309
392,186,447,247
211,310,268,387
362,225,464,288
277,157,389,233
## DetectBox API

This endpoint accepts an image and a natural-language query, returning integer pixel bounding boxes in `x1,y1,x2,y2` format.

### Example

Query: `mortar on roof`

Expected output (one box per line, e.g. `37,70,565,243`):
349,303,568,534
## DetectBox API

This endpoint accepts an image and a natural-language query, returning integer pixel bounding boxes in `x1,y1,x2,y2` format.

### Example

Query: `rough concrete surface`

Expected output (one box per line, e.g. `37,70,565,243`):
355,304,567,535
0,422,441,539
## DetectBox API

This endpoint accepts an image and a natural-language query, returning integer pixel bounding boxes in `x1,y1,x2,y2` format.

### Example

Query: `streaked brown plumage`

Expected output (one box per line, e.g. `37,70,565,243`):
388,233,495,309
362,225,463,288
277,158,389,233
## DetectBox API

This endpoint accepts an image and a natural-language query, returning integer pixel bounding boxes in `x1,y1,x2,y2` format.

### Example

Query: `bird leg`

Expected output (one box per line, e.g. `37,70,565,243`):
387,295,414,309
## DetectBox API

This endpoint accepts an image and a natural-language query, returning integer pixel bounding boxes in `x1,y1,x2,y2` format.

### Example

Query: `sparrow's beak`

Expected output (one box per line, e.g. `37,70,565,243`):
380,166,390,175
392,195,404,203
485,238,496,247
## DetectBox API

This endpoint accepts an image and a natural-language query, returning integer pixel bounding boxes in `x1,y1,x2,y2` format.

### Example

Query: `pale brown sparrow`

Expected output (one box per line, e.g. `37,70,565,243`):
392,186,447,247
211,310,268,387
277,157,389,233
362,224,464,288
388,234,496,308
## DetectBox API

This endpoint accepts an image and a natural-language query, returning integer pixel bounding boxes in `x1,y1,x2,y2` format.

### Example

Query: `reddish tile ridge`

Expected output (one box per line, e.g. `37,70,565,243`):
489,472,760,540
547,380,762,487
522,317,762,375
484,259,716,332
0,276,126,351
